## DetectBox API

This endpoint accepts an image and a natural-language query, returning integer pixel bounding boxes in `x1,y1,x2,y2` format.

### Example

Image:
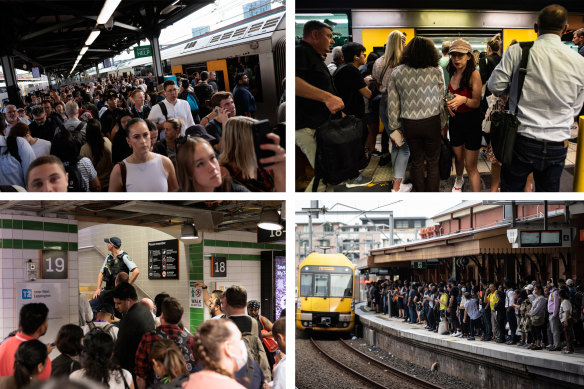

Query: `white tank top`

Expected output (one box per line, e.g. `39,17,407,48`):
124,154,168,192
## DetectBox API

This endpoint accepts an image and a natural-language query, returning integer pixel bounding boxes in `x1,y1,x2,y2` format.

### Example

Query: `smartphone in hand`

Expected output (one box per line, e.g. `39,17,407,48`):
252,119,275,167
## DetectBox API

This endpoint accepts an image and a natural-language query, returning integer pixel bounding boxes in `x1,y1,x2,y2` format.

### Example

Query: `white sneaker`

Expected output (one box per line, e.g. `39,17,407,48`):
454,331,462,337
452,177,464,192
392,182,413,192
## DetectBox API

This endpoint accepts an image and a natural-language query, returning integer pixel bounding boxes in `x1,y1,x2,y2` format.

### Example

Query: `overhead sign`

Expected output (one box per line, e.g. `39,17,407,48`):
134,45,152,58
189,281,204,308
41,250,68,279
510,228,573,248
32,67,40,78
211,256,227,277
412,261,427,269
103,58,112,68
257,227,285,243
148,239,179,279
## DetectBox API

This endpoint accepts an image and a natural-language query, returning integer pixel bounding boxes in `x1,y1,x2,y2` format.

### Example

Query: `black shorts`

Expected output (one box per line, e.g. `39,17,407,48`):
449,109,482,150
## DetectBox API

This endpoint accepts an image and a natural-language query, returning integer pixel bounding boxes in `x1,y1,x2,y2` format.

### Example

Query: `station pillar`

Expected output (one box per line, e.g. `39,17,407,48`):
1,55,22,107
149,34,164,88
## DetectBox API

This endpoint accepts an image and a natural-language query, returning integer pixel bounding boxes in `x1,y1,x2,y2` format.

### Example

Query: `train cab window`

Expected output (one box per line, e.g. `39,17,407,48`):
314,274,329,296
300,273,313,296
330,274,353,298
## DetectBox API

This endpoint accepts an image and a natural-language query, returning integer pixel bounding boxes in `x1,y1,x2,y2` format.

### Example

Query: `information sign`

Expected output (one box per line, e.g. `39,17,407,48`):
148,239,179,279
189,281,204,308
211,256,227,277
134,45,152,58
41,250,68,279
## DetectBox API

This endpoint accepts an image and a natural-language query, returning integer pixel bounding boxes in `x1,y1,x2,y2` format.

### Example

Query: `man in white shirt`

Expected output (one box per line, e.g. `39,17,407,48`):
3,104,21,135
147,80,195,136
271,317,286,389
488,4,584,192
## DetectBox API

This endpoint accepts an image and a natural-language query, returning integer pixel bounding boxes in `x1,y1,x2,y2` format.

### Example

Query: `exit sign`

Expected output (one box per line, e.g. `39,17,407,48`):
134,45,152,58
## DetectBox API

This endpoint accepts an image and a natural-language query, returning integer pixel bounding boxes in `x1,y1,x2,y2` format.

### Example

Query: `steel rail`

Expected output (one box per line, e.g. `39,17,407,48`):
309,337,387,389
338,338,443,389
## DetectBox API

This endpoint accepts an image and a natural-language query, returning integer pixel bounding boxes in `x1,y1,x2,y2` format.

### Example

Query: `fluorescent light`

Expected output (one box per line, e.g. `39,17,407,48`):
80,47,88,55
85,30,101,46
97,0,122,24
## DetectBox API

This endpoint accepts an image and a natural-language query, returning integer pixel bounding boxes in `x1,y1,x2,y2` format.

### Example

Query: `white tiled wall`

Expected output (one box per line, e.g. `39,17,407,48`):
0,210,78,339
201,230,262,321
77,222,191,326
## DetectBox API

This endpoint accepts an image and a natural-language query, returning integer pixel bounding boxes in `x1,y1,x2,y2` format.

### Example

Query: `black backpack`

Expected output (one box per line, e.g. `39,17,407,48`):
64,159,84,192
312,115,364,191
71,121,85,148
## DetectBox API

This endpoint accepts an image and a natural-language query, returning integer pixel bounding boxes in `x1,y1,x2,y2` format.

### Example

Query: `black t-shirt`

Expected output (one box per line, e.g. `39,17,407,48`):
333,64,367,118
114,303,155,373
295,40,336,130
450,286,459,298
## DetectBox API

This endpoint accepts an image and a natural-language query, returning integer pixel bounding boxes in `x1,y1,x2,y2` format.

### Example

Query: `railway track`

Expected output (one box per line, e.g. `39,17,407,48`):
309,337,443,389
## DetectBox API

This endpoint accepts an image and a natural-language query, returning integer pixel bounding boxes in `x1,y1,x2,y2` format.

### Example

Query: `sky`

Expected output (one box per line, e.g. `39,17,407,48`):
295,199,465,225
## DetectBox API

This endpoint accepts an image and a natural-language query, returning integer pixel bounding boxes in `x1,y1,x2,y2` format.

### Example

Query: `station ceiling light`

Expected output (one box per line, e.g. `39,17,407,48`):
85,30,101,46
181,222,198,240
97,0,122,25
257,208,283,231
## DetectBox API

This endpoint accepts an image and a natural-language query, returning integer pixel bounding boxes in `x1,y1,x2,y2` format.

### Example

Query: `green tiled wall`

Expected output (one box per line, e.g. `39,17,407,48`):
0,240,77,251
0,219,78,251
187,237,285,332
189,242,204,332
0,218,77,233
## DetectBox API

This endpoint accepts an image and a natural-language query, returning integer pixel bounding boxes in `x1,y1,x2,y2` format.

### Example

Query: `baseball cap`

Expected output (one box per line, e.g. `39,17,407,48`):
566,279,574,286
104,236,122,248
104,90,118,100
449,39,472,54
524,284,534,291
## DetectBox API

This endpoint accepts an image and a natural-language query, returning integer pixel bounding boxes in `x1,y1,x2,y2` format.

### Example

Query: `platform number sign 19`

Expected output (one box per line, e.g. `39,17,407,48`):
41,250,68,279
211,256,227,277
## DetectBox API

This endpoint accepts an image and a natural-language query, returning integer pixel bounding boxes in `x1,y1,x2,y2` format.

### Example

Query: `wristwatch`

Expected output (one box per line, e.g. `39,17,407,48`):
202,286,207,289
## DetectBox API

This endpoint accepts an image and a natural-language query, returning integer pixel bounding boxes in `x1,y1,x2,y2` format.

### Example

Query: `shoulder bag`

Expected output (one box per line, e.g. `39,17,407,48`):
490,41,533,165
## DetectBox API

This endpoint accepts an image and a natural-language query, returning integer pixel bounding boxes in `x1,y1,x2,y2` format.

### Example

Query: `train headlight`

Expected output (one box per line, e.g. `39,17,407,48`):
300,312,313,321
296,297,302,309
339,314,351,322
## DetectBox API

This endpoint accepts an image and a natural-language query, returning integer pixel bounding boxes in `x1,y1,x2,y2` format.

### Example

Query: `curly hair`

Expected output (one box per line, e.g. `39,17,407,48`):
400,36,439,69
193,318,236,378
81,329,120,385
150,339,188,381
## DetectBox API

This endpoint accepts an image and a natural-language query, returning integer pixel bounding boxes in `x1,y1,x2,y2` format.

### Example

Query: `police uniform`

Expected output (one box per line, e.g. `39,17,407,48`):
100,250,136,290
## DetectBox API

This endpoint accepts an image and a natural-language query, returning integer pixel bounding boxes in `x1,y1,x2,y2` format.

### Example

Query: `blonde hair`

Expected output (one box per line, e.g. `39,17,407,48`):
218,116,257,180
176,137,229,192
164,117,183,132
150,339,188,381
487,33,502,53
193,319,236,378
383,30,406,69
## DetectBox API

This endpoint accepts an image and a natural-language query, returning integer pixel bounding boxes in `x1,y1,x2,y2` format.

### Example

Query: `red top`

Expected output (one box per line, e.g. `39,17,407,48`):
447,83,473,113
0,332,52,379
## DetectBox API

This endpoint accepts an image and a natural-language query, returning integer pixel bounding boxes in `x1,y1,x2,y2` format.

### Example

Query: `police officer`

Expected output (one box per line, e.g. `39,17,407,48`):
93,237,140,299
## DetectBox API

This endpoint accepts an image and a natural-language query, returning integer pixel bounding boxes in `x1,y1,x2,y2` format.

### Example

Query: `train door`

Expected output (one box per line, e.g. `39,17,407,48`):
206,59,228,92
226,55,262,103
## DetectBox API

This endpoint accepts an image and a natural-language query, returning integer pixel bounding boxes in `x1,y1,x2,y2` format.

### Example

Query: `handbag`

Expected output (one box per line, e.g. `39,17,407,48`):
438,318,448,335
439,138,453,180
531,314,544,327
490,41,533,165
258,316,278,352
313,114,364,191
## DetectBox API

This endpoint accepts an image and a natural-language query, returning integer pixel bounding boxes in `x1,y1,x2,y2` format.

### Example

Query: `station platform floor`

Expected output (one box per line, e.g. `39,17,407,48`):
354,302,584,387
300,137,578,192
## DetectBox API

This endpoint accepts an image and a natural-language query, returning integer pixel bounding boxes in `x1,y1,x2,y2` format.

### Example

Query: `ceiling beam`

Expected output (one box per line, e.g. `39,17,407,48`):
21,18,84,40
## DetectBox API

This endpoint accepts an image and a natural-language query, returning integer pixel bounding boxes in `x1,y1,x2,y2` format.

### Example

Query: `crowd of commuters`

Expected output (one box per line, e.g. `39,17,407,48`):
0,282,286,389
367,276,581,354
0,72,285,192
296,4,584,192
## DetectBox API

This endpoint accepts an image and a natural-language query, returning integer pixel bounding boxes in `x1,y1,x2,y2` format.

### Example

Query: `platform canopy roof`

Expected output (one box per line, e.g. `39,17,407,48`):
0,0,214,78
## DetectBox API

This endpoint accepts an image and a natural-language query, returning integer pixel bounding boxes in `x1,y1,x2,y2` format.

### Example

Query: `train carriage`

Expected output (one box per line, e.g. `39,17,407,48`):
297,253,356,332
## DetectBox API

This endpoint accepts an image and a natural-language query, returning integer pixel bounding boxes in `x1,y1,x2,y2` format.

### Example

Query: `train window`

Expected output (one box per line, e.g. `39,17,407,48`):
295,13,350,48
330,274,353,298
300,274,313,296
314,274,328,296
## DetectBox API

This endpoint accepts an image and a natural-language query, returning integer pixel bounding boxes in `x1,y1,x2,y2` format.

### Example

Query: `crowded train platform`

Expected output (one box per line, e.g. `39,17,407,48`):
0,200,286,389
295,2,584,192
0,1,286,192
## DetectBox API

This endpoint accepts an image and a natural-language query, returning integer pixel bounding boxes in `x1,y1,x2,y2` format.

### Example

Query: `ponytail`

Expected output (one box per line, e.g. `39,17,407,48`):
13,340,47,389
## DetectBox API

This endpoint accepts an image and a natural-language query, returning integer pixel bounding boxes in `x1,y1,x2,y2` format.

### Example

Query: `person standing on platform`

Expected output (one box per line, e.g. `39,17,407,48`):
547,278,562,351
0,303,53,379
93,237,139,301
488,4,584,192
233,73,256,118
573,28,584,56
112,283,155,381
148,81,195,136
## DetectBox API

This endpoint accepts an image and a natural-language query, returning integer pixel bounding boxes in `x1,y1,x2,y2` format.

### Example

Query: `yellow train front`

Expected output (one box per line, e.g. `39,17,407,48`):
296,253,355,332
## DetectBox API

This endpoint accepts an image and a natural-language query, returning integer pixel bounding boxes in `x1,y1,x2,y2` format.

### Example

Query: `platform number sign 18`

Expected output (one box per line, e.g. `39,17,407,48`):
211,256,227,277
41,250,68,279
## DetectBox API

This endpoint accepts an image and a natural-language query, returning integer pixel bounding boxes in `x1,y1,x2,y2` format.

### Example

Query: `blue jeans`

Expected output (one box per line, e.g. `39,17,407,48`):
409,306,417,323
501,134,567,192
379,95,410,179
